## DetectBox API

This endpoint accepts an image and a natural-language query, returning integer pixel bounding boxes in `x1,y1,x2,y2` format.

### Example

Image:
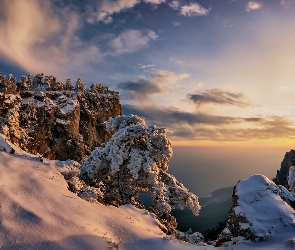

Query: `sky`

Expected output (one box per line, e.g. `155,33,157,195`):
1,0,295,147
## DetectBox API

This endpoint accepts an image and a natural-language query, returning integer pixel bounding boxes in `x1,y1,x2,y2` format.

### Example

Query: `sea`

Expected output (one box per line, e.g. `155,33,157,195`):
168,145,291,232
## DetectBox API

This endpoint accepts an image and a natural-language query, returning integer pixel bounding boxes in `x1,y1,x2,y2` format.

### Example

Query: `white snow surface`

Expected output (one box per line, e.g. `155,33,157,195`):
0,134,295,249
234,174,295,241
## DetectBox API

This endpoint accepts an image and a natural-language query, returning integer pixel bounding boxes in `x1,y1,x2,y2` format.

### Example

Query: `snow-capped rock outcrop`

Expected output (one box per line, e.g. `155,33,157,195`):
220,174,295,242
0,88,121,161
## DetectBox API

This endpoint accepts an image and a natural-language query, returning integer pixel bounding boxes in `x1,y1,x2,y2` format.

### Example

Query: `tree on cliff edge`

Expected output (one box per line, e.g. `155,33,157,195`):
79,115,200,219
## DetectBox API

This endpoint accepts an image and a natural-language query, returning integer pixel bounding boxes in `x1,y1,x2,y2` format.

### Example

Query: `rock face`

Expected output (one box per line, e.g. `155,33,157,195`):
0,88,121,162
274,150,295,187
220,175,295,243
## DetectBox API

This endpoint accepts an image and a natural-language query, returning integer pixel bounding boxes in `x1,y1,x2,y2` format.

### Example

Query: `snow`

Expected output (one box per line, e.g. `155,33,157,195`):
0,134,295,249
56,118,70,125
234,174,295,241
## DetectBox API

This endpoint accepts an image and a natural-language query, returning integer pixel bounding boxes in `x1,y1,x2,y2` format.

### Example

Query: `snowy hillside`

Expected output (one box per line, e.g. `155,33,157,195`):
1,134,295,249
0,134,208,249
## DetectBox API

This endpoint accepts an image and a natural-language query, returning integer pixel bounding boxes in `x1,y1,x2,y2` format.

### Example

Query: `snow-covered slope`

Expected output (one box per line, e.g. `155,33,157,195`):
1,134,295,249
0,135,213,250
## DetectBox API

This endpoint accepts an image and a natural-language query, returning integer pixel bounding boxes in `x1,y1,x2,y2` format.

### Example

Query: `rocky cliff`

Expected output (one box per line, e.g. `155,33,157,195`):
0,86,121,162
274,150,295,187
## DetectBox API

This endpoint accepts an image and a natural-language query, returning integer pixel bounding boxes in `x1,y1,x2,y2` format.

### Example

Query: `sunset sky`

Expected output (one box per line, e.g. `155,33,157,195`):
1,0,295,146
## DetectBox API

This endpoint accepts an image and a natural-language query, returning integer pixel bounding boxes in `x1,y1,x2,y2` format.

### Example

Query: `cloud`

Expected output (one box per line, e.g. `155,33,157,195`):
195,116,295,141
0,0,104,78
109,30,158,55
118,70,190,100
169,0,180,10
0,1,161,78
152,70,190,85
87,0,167,23
123,104,244,126
172,21,180,27
123,105,295,141
180,3,210,17
118,80,161,100
246,1,262,11
187,89,251,107
139,64,155,69
280,0,291,8
89,0,140,23
143,0,166,4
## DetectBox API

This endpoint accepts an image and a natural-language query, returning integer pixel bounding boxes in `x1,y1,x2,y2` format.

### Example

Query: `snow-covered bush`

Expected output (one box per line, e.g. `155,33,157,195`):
177,229,205,245
79,115,201,218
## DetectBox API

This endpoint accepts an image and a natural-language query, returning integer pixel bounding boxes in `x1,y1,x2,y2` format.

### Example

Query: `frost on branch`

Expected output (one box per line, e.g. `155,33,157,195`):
79,115,201,218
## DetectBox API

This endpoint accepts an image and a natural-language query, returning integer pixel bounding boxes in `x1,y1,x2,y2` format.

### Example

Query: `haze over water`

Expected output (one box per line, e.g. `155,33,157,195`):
168,146,290,197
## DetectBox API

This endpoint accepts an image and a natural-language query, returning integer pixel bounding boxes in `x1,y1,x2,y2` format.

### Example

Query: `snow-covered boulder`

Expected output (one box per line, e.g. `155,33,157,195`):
220,174,295,242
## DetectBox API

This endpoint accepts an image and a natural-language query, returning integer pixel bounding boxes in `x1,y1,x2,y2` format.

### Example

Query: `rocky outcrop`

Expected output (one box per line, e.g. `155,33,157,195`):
0,87,121,162
274,150,295,187
219,175,295,244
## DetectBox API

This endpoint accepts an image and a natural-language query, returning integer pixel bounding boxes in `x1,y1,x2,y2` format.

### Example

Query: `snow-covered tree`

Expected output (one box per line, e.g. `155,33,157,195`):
27,74,33,90
75,78,86,92
44,75,57,91
79,115,201,218
0,73,6,92
33,73,44,90
6,74,17,94
90,83,102,93
52,81,65,91
65,79,73,90
17,76,30,92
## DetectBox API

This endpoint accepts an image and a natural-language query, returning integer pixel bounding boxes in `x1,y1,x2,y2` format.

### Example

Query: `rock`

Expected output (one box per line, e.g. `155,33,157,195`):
274,149,295,187
0,88,121,162
220,174,295,243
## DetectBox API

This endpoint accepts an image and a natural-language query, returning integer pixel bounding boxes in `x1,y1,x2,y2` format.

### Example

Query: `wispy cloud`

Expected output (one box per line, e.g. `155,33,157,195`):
194,116,295,141
109,30,158,56
123,104,242,126
280,0,291,8
143,0,166,4
180,3,211,17
118,70,190,100
139,64,155,69
187,89,251,107
169,0,180,10
246,1,262,11
123,105,295,141
0,0,102,78
118,80,161,100
87,0,140,24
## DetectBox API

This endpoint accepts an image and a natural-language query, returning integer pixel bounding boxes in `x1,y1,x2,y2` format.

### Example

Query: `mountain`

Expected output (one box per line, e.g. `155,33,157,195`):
1,73,295,249
0,84,121,162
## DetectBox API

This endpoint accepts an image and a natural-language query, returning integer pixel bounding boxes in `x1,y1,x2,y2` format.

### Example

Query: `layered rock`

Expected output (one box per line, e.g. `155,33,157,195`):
219,175,295,243
274,150,295,187
0,87,121,162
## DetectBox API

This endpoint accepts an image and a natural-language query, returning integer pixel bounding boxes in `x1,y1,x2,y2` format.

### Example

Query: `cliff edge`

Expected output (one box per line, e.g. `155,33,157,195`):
0,74,121,161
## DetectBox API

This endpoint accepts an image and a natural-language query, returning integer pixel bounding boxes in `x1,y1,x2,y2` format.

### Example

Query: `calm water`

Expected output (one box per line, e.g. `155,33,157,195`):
168,146,290,197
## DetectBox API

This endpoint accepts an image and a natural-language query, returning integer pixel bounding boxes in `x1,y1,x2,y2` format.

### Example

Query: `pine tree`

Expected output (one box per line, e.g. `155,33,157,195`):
79,115,201,217
6,74,17,94
75,78,86,92
65,79,73,90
